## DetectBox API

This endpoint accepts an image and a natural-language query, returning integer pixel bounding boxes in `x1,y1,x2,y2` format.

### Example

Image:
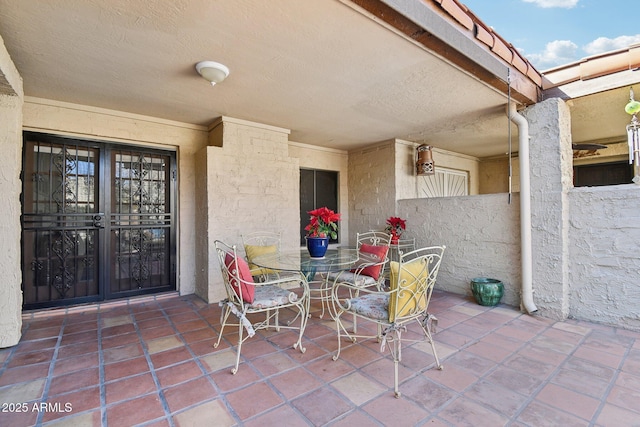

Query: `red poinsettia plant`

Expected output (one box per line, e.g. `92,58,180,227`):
385,216,406,238
305,207,341,239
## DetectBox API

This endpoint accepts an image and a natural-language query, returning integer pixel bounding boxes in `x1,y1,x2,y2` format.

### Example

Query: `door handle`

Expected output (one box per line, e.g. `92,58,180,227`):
93,215,104,228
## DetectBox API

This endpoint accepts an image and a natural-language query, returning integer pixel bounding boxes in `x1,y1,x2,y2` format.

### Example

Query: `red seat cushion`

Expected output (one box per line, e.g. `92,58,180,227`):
352,243,388,280
224,253,255,303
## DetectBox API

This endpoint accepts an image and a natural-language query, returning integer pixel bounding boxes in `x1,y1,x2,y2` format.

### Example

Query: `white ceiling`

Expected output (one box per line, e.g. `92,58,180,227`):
0,0,632,157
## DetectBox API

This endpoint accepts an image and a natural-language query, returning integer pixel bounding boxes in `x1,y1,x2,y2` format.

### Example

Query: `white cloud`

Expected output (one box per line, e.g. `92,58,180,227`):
522,0,578,8
584,35,640,55
527,40,579,69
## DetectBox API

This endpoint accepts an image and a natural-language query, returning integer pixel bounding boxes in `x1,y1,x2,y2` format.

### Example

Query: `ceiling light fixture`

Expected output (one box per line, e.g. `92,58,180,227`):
195,61,230,86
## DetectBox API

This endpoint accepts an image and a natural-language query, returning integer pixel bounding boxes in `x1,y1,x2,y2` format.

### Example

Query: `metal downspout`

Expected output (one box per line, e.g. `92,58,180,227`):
507,103,538,314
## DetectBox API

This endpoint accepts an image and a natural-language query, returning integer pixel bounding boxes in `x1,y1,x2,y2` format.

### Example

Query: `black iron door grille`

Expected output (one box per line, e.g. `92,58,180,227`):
21,133,176,309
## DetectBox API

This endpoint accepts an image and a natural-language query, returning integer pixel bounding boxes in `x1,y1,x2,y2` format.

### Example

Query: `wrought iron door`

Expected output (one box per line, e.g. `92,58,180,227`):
22,133,175,309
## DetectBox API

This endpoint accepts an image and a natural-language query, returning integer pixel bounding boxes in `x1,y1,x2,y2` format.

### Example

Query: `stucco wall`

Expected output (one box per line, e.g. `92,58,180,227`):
22,97,208,297
0,35,23,347
396,140,481,198
348,140,397,238
198,118,300,303
525,98,573,320
568,185,640,329
399,193,522,306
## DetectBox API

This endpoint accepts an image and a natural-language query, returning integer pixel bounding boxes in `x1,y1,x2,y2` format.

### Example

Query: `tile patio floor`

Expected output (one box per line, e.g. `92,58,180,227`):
1,290,639,426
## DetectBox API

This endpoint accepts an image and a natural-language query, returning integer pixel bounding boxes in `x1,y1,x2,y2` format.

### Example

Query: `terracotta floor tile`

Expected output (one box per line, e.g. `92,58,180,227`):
173,319,209,334
596,402,640,426
0,363,50,386
243,404,310,427
438,396,509,426
14,337,58,354
150,346,193,369
485,366,543,396
52,352,99,376
292,387,353,425
57,340,99,359
536,383,600,420
401,375,456,410
250,351,298,377
7,348,55,368
106,393,166,426
172,399,235,427
517,400,587,426
105,372,157,404
606,384,640,414
40,386,101,423
332,371,386,405
425,363,478,392
146,335,184,354
140,325,177,341
49,367,99,396
104,356,150,381
5,291,639,426
552,367,611,398
20,325,62,341
155,360,203,388
226,381,284,420
209,363,261,392
102,343,144,364
615,371,640,390
363,393,429,426
60,329,98,346
269,367,323,399
101,331,140,349
0,378,46,402
163,376,217,413
465,379,529,417
136,316,171,329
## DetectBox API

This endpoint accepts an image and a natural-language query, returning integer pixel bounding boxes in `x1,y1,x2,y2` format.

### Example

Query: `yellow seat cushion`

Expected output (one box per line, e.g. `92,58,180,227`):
244,244,277,276
388,260,428,322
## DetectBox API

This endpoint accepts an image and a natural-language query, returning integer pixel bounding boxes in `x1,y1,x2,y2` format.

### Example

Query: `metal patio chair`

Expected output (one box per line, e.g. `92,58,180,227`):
332,245,446,397
214,240,309,374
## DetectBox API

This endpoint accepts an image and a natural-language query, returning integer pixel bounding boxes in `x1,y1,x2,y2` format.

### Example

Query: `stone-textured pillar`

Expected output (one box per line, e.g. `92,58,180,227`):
348,140,397,239
524,98,573,320
194,117,299,303
0,36,24,348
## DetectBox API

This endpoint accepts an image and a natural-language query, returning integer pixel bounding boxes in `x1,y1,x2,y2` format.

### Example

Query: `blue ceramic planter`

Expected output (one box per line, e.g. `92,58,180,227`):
306,236,329,258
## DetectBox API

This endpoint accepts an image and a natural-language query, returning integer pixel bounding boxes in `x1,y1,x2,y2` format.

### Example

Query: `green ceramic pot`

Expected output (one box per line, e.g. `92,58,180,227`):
470,277,503,306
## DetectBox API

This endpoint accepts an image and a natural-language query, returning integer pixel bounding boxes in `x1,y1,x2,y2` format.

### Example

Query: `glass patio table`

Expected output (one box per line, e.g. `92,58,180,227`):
252,247,378,318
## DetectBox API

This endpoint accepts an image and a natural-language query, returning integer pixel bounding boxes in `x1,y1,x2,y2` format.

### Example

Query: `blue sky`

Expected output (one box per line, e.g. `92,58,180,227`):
460,0,640,71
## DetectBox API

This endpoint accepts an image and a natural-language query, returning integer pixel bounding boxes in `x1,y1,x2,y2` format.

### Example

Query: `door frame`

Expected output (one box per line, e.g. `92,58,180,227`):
21,132,177,309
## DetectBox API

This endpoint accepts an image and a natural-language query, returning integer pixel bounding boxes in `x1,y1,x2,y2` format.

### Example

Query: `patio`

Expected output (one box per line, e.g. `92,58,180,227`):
1,290,639,426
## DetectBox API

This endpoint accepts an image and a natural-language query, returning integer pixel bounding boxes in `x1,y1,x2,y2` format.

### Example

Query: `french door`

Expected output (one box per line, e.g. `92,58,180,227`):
21,132,176,309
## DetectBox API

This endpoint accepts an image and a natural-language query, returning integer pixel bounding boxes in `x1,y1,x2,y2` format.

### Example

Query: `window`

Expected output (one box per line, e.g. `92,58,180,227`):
300,169,339,245
573,161,634,187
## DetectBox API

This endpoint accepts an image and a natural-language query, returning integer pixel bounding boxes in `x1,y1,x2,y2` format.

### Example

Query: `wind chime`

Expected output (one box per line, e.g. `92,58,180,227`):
624,87,640,184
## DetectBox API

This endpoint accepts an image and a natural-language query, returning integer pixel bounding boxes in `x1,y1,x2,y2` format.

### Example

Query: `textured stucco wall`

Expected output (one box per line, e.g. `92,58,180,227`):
200,118,300,303
0,35,23,347
22,97,208,297
348,140,397,239
568,185,640,329
524,98,573,320
399,193,522,306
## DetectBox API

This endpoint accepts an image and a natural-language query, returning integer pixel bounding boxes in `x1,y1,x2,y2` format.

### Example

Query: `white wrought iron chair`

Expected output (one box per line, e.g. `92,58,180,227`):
241,231,285,281
332,245,446,398
324,231,391,325
326,231,391,290
214,240,309,374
